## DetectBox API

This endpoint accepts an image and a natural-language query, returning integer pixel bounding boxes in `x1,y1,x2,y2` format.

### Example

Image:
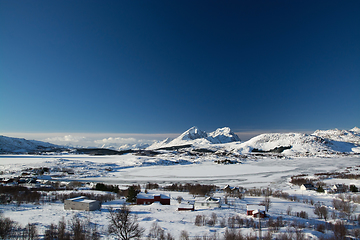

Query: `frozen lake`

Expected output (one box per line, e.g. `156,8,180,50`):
1,154,359,188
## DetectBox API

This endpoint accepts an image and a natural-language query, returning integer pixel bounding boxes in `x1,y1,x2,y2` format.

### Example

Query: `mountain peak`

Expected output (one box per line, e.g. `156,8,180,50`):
146,126,241,150
177,126,208,141
351,127,360,133
208,127,241,143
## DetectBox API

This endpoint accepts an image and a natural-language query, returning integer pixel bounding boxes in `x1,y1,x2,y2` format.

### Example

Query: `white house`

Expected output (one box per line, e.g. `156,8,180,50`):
194,197,220,209
64,196,101,211
300,184,316,191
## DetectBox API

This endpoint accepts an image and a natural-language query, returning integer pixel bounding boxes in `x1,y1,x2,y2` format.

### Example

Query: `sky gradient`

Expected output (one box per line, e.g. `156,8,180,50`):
1,0,359,143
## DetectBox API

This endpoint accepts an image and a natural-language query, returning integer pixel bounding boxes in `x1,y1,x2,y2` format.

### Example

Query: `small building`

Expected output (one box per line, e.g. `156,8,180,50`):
178,204,195,211
194,197,220,209
64,196,101,211
331,184,346,193
136,193,170,205
246,204,266,218
224,185,239,193
300,184,316,191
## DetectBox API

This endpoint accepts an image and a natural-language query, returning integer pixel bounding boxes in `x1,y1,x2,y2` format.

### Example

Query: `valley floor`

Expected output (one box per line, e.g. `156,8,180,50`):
0,154,360,239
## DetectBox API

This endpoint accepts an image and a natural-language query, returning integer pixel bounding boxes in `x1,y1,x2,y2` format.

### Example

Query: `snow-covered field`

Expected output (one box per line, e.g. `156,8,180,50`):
1,153,360,239
1,153,359,187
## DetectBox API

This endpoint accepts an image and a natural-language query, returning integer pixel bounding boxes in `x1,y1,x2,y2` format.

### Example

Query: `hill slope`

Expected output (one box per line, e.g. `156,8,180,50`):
226,128,360,156
312,127,360,145
0,135,62,153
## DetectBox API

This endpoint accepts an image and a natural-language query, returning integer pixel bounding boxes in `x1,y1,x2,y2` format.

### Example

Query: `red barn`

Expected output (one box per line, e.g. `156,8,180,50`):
136,193,170,205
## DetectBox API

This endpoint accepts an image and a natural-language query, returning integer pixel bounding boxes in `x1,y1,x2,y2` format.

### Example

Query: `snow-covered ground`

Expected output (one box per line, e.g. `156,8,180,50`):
1,153,360,239
1,153,358,188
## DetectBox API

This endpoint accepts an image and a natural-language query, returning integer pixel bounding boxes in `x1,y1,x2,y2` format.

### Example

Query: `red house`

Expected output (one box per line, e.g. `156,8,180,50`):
246,204,266,218
136,193,170,205
178,204,194,211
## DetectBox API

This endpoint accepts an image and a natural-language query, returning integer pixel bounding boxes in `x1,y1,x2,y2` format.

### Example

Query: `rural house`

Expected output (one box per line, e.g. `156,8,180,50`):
246,204,266,218
177,203,195,211
136,193,170,205
64,196,101,211
194,197,220,209
331,184,346,193
300,184,316,191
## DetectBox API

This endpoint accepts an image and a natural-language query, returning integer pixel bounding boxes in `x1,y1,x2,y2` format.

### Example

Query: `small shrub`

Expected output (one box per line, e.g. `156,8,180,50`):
298,211,308,219
316,224,325,233
179,230,189,240
195,215,205,226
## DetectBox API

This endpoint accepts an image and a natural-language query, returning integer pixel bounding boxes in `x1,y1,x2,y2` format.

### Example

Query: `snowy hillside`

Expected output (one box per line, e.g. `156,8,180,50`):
312,127,360,145
147,126,241,149
0,135,62,153
226,128,360,156
227,133,331,155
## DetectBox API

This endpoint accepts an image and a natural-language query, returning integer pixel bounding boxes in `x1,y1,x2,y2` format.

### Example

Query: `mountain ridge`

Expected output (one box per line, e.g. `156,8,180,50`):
147,126,241,149
1,126,359,155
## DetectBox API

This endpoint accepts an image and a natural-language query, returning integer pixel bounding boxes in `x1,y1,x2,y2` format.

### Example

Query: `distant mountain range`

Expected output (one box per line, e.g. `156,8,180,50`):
1,126,359,155
0,135,63,154
147,126,360,155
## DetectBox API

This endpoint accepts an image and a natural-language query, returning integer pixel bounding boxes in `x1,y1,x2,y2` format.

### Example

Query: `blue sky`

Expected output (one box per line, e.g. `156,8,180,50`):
1,0,359,142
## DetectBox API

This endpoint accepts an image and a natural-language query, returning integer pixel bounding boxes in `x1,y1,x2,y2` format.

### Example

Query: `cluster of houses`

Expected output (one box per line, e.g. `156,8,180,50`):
0,177,54,189
300,183,357,193
63,192,266,218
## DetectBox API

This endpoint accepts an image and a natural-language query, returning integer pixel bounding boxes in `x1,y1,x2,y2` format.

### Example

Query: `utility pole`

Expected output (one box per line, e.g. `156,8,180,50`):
258,209,262,240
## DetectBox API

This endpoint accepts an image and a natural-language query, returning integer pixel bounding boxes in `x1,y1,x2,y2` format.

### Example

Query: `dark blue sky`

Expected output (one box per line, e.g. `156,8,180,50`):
1,0,359,135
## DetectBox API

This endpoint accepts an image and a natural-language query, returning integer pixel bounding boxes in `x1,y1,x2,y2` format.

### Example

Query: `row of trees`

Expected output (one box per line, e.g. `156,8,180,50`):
0,213,38,240
0,204,141,240
162,183,218,196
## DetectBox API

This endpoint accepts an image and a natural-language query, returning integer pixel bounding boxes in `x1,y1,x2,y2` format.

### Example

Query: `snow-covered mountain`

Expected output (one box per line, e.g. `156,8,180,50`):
0,135,62,153
207,127,241,143
2,126,359,155
145,138,172,150
147,126,241,149
312,127,360,145
227,132,330,155
225,127,360,156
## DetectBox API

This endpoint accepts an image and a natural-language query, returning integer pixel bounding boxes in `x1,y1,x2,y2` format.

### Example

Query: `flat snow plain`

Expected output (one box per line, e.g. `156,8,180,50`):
1,154,360,239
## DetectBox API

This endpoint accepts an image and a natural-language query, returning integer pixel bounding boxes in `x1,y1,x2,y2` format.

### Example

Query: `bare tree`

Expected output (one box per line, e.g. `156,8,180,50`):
70,215,87,240
0,213,15,240
260,196,271,212
44,223,57,240
333,221,347,240
176,196,183,204
179,230,189,240
23,223,38,240
314,203,328,220
286,206,292,215
108,204,144,240
148,222,164,239
58,217,71,240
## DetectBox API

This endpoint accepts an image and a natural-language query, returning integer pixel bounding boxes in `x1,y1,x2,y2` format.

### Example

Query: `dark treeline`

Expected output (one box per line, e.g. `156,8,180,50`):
162,183,218,196
0,185,117,205
0,185,41,205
